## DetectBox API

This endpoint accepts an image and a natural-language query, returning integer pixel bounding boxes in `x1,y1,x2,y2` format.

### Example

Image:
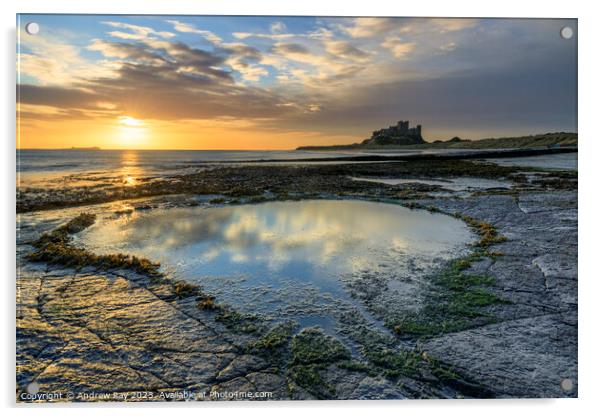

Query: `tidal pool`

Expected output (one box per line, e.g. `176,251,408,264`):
78,200,473,333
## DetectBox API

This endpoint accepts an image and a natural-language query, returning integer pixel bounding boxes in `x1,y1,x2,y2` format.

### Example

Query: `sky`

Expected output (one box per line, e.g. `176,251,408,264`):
17,15,577,150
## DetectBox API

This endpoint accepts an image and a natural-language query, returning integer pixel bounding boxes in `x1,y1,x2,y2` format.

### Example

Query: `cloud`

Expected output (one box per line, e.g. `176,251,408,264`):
87,38,233,87
102,21,175,40
271,42,311,55
88,39,168,65
233,31,296,41
339,17,478,39
219,42,263,61
323,40,371,62
18,84,102,109
19,36,299,121
219,42,268,82
267,39,373,84
106,31,151,41
270,22,287,34
308,27,335,40
271,53,577,140
166,20,223,45
341,17,403,38
430,18,479,33
381,38,415,58
18,29,115,85
230,63,269,82
439,42,457,51
232,24,333,42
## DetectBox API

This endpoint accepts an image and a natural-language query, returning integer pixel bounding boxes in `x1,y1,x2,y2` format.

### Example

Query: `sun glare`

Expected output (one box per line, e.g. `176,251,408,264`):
116,116,147,146
119,116,144,127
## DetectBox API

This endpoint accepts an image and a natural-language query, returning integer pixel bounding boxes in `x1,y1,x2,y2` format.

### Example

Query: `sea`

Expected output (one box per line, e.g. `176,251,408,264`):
16,149,356,187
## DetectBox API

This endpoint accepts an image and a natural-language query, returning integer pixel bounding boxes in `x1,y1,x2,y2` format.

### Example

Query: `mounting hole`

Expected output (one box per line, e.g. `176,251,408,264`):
560,26,574,40
561,378,574,392
25,22,40,35
26,382,40,395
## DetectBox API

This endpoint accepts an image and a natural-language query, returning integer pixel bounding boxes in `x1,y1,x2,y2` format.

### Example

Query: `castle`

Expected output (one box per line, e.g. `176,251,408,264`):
361,120,425,146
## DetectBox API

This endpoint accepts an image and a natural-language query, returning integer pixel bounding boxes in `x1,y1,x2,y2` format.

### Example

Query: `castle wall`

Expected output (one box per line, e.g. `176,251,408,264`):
368,120,424,144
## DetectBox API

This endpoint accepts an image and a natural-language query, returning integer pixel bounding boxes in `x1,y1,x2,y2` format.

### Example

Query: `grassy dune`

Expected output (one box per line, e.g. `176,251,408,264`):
425,132,577,149
297,132,577,151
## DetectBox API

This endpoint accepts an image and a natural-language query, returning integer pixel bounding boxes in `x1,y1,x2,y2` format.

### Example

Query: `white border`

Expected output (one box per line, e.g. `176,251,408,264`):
2,1,600,415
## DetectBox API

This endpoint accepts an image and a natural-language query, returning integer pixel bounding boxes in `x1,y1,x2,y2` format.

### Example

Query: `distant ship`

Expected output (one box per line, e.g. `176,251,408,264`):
67,146,101,150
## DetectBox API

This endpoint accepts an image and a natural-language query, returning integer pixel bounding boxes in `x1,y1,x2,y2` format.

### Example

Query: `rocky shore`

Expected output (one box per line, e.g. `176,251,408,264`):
16,156,577,401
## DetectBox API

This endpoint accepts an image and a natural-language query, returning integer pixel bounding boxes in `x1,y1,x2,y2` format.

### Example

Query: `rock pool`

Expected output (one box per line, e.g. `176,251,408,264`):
77,200,473,337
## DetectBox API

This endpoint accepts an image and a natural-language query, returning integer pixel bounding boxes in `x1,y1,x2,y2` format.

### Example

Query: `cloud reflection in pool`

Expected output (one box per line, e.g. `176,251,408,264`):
80,200,473,328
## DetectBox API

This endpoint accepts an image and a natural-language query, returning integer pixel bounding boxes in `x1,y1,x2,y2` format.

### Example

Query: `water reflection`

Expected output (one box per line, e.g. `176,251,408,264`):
489,152,577,170
81,200,473,325
119,151,142,186
350,176,512,191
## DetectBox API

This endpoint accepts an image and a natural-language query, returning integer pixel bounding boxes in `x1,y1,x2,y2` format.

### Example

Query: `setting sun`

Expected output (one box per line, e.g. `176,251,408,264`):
119,116,144,127
117,116,147,145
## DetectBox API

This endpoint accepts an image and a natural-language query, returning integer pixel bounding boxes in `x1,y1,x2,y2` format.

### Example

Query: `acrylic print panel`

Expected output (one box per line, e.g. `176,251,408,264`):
16,14,577,402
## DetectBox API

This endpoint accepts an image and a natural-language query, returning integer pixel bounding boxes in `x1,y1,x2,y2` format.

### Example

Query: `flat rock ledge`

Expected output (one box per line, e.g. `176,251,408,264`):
16,257,403,401
418,190,577,398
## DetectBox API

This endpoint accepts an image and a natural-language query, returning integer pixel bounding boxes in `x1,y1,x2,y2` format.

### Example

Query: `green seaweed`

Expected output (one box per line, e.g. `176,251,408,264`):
385,211,511,339
362,347,422,379
215,308,262,334
290,327,350,365
288,364,335,399
254,321,298,351
196,296,217,310
336,360,376,376
386,260,509,338
27,212,162,276
59,213,96,234
28,242,161,276
173,281,201,298
453,213,508,248
285,328,350,399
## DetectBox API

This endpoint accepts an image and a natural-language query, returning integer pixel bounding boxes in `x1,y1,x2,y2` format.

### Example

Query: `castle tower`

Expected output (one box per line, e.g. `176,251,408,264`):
400,121,409,133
